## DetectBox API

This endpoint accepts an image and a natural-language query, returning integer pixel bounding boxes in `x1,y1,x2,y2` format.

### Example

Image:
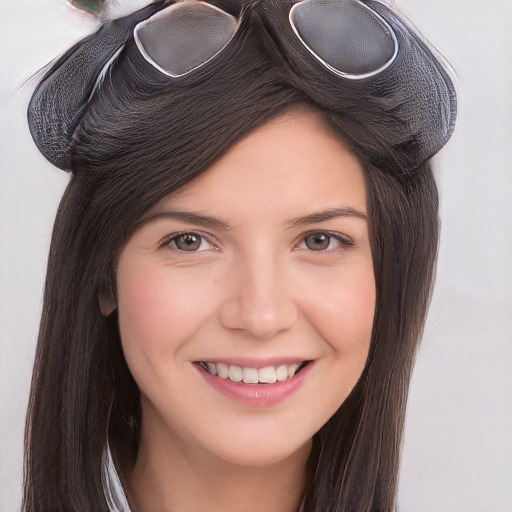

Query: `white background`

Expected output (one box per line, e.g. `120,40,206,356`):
1,1,511,510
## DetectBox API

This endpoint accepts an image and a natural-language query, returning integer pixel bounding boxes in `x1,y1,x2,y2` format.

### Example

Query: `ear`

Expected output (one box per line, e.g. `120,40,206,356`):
100,290,117,317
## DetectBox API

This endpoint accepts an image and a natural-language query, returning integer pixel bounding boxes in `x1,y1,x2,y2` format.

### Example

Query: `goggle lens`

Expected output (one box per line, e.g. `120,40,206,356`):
134,2,239,78
290,0,398,78
134,0,399,80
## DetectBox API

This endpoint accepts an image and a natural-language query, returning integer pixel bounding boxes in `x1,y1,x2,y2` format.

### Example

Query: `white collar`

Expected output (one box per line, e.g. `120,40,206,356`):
102,443,132,512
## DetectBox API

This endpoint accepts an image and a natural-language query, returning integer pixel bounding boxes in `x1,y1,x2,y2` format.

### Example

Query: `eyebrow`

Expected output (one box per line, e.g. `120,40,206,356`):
140,210,232,231
286,207,367,228
140,206,367,232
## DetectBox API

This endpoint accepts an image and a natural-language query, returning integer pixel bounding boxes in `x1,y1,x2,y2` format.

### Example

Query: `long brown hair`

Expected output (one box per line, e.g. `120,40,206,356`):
24,1,442,510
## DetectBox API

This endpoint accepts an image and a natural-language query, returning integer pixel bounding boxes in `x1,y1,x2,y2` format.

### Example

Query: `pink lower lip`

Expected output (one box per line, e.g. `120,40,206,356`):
196,362,314,406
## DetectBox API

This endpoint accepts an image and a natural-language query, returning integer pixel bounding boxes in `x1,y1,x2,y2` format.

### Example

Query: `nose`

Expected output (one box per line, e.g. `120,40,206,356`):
219,255,298,339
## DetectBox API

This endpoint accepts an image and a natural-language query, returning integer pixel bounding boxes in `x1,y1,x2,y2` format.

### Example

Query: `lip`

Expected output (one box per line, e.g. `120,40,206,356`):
194,360,314,406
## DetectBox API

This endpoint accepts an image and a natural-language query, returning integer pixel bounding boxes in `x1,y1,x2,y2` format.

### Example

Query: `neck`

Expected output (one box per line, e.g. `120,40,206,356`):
125,420,311,512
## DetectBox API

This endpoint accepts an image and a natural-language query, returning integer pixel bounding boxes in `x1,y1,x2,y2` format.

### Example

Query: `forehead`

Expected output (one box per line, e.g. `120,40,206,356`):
153,107,367,217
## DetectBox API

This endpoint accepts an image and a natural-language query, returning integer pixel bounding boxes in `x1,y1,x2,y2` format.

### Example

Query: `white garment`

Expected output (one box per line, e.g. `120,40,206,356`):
102,444,132,512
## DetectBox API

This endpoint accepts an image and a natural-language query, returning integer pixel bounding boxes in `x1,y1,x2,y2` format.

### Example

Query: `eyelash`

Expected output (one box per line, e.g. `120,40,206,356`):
159,230,354,254
159,231,217,253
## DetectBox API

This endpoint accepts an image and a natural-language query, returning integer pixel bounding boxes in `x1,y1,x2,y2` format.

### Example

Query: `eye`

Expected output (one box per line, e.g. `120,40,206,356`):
299,231,353,252
162,232,215,252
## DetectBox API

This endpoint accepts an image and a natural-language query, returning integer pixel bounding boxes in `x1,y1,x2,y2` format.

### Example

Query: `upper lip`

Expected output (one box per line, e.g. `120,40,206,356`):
193,357,312,368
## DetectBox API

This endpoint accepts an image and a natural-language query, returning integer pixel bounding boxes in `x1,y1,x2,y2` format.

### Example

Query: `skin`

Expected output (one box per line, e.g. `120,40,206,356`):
114,107,376,512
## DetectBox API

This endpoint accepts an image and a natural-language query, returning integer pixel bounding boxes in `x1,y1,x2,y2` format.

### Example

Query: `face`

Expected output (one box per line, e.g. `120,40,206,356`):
116,107,376,467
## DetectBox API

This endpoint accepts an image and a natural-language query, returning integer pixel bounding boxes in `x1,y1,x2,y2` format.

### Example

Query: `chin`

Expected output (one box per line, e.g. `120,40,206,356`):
202,434,313,468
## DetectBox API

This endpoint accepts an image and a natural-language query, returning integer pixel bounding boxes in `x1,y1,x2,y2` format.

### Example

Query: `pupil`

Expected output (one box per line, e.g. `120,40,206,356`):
176,234,200,251
305,233,330,250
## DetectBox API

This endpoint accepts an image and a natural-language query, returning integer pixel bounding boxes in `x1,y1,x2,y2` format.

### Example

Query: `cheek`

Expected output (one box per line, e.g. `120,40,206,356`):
297,260,376,422
308,265,376,414
333,271,376,349
301,262,376,354
116,264,215,361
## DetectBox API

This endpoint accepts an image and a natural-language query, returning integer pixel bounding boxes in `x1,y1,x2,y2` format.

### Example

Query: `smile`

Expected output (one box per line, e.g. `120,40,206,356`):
197,361,308,384
194,359,314,406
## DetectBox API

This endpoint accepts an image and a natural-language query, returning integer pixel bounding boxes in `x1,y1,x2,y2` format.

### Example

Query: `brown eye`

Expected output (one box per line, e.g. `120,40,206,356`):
172,233,203,251
161,231,216,254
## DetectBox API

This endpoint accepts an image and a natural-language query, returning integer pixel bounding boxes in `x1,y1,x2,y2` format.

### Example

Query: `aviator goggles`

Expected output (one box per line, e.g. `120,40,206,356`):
28,0,457,173
133,0,399,80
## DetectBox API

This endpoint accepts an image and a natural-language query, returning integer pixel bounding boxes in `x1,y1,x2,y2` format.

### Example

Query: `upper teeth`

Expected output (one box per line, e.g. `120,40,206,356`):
201,362,303,384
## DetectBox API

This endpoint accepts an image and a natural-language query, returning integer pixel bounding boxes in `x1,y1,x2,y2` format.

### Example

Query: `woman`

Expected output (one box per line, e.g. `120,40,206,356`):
23,0,456,510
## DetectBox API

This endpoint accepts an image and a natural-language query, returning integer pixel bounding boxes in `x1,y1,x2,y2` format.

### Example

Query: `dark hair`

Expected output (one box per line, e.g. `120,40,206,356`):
24,1,444,511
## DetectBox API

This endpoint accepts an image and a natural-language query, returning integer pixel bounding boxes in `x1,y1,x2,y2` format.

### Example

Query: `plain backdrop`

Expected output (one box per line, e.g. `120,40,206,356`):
1,0,511,510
